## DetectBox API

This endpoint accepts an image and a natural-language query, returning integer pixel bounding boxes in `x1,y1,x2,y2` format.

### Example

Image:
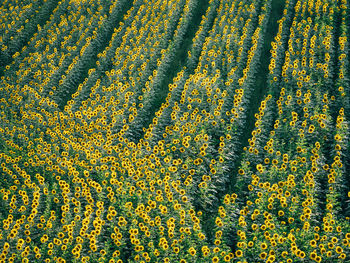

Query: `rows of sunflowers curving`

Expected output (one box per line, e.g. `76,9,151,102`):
0,0,350,262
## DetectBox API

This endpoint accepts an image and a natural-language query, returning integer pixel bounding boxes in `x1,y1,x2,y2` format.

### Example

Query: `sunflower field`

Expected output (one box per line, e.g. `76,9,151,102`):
0,0,350,262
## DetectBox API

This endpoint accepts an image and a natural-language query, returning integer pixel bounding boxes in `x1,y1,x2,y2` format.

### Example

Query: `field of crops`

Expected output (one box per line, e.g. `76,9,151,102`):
0,0,350,262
